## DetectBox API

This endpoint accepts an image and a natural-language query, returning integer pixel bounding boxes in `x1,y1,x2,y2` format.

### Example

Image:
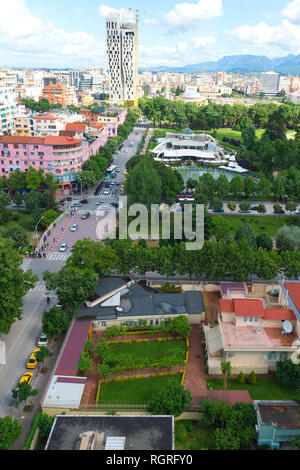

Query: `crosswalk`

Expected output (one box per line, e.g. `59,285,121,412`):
77,209,113,216
88,194,118,200
47,252,70,261
20,259,32,272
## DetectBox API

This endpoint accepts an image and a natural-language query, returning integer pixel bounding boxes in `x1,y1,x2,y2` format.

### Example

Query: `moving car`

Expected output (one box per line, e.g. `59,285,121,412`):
26,349,40,369
59,243,68,252
103,189,110,195
115,181,120,185
80,199,88,204
129,142,134,147
37,333,48,347
70,224,79,232
19,372,34,385
81,212,90,219
96,201,106,205
71,202,81,207
116,168,121,172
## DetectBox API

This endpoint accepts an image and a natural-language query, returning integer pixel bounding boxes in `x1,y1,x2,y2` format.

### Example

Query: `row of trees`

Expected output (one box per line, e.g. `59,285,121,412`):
139,96,300,130
20,98,62,113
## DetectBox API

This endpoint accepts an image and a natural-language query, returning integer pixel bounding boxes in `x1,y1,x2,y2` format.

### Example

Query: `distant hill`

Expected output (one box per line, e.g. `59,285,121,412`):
140,54,300,74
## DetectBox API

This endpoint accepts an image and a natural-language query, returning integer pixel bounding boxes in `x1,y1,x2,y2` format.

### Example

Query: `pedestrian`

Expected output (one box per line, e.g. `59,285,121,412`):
53,238,55,243
61,227,64,232
47,243,49,247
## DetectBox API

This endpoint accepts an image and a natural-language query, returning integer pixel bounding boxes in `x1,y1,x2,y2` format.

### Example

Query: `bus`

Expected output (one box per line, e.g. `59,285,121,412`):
176,195,195,203
105,165,117,178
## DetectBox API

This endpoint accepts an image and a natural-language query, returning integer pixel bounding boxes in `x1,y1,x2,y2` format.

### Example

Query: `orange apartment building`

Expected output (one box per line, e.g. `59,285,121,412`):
40,82,76,106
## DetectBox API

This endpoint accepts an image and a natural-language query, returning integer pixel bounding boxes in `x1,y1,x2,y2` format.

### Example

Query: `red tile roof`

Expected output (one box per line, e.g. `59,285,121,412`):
234,299,264,317
33,115,58,120
264,309,296,321
219,299,234,313
0,135,82,146
66,122,87,133
55,321,92,377
59,130,77,137
285,282,300,313
56,377,86,384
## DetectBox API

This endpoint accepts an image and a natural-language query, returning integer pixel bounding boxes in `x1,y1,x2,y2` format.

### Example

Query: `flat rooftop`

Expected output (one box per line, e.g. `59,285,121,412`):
45,415,174,450
258,403,300,430
220,320,298,349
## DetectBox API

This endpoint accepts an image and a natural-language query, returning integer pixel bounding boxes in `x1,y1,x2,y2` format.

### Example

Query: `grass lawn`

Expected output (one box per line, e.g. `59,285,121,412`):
207,128,265,143
98,373,182,405
0,210,36,234
206,377,300,400
223,215,300,237
175,420,215,450
109,339,187,360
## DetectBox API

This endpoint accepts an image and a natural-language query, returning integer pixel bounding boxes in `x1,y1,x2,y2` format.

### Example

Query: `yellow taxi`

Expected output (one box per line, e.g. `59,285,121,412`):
19,372,34,384
26,348,40,369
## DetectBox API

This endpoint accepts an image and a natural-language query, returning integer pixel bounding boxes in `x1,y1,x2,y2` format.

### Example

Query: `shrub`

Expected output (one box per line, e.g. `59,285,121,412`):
247,371,256,385
237,371,245,384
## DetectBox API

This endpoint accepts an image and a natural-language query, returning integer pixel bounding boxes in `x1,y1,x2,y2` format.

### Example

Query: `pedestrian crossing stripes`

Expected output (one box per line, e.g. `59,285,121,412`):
77,209,109,216
20,259,31,272
88,194,118,200
47,252,70,261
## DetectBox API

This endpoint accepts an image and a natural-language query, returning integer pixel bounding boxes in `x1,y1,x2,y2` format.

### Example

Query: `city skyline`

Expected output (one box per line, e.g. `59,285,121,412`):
2,0,300,69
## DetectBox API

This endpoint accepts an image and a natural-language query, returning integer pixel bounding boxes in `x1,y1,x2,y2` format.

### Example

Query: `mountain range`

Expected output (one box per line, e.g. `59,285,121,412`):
141,54,300,74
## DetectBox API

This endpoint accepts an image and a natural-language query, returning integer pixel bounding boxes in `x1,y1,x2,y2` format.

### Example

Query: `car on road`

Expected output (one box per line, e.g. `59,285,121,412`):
124,148,128,153
80,199,88,204
239,210,251,214
115,181,120,185
19,372,34,385
129,142,134,147
251,206,259,211
37,333,48,347
71,202,81,207
103,189,110,195
26,348,40,369
59,243,68,252
81,212,90,219
112,189,118,195
274,209,285,214
213,209,225,213
116,168,120,172
296,210,300,215
110,181,115,185
70,224,79,232
96,201,106,205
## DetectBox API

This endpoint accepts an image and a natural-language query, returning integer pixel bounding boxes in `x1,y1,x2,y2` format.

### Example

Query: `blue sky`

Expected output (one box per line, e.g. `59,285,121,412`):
1,0,300,68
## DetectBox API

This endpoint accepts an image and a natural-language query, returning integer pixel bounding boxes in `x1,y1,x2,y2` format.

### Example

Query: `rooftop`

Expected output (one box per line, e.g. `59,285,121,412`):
257,402,300,430
0,135,82,146
55,320,91,376
285,282,300,314
45,415,174,450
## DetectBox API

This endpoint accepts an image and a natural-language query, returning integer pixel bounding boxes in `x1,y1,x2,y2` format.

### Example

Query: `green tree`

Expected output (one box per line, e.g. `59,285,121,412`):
239,201,251,212
67,239,118,276
256,233,273,251
3,224,29,249
286,201,297,216
148,380,192,417
214,428,241,450
39,413,54,440
43,267,99,311
24,191,43,210
35,346,50,369
230,176,244,200
12,381,38,408
77,350,93,375
210,197,223,211
125,157,162,208
276,226,300,252
25,167,44,191
237,371,245,384
163,316,192,338
0,238,37,334
13,192,22,206
257,204,267,214
247,370,257,385
227,201,236,212
276,359,300,388
200,399,219,427
40,210,58,229
42,306,70,340
221,361,232,389
0,191,10,210
78,170,96,190
235,222,257,249
0,416,22,450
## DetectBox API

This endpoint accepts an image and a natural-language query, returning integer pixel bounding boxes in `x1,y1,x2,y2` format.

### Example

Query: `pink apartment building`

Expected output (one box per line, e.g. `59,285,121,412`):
0,124,109,194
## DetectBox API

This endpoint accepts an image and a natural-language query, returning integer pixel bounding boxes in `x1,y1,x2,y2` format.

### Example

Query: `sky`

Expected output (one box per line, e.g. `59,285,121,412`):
1,0,300,68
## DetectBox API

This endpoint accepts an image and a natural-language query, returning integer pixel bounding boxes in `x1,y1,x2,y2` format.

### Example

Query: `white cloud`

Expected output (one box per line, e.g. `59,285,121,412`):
164,0,223,30
281,0,300,24
0,0,105,66
98,4,134,22
193,36,216,49
143,18,157,25
230,19,300,54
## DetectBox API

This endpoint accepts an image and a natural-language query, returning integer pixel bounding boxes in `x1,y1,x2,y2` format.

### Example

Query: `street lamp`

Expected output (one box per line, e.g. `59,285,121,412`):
34,216,44,246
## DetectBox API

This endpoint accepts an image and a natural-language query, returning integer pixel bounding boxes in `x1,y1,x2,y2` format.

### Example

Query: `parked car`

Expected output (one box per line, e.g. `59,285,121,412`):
81,212,90,219
295,210,300,215
19,372,34,385
70,224,78,232
213,209,225,213
274,209,285,214
59,243,68,252
105,182,110,188
37,333,48,347
239,210,251,214
80,199,88,204
26,349,40,369
251,206,259,211
111,202,119,208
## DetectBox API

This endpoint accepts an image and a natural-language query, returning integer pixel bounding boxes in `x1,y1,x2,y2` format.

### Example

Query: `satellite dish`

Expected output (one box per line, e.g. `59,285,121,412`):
116,306,123,312
283,320,293,333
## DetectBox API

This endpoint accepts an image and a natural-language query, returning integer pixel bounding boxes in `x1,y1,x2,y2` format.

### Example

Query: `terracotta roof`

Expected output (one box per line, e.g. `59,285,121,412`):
56,377,86,384
285,282,300,313
33,115,58,120
234,299,264,317
264,309,296,321
219,299,234,313
206,390,252,406
88,122,104,129
0,135,82,146
66,122,86,132
59,130,77,137
55,321,92,377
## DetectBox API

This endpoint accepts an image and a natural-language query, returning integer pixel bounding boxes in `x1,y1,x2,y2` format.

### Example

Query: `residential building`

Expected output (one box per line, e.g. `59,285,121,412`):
0,129,109,192
204,282,300,374
106,13,137,106
80,106,127,137
278,76,291,94
260,71,279,94
255,401,300,449
40,81,77,106
0,85,17,135
291,76,300,93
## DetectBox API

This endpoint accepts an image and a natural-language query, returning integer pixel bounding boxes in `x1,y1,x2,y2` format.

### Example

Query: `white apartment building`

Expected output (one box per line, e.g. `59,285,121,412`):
106,13,137,105
0,86,17,135
278,76,291,94
260,71,279,94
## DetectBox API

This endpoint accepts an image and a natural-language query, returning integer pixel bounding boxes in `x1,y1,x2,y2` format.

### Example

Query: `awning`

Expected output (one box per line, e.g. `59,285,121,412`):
205,325,223,354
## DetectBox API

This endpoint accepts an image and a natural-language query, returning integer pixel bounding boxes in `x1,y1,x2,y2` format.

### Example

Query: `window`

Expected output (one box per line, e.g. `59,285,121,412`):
279,352,289,361
268,352,277,361
101,322,106,327
254,317,259,323
149,319,153,325
155,319,159,325
243,317,248,322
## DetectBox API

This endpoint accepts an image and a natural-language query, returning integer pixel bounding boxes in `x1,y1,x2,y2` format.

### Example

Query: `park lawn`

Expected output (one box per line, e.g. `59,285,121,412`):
223,215,300,237
175,420,215,450
0,210,35,234
98,373,182,405
207,128,265,143
206,377,300,400
109,339,187,360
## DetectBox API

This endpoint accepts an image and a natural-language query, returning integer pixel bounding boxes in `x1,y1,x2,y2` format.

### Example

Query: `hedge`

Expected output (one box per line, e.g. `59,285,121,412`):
23,411,42,450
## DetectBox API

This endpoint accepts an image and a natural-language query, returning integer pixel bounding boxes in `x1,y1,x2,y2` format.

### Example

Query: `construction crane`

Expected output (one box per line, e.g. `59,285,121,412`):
129,8,147,106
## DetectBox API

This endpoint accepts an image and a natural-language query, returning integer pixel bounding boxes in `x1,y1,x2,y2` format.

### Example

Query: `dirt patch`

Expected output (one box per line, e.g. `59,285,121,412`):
204,291,221,324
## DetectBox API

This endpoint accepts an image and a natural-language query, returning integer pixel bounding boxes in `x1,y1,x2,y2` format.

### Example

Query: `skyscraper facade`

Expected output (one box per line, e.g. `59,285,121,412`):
106,13,137,106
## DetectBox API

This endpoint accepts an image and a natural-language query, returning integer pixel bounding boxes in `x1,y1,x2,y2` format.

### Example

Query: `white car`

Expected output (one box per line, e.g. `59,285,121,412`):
70,224,78,232
296,210,300,215
37,333,48,347
59,243,67,252
103,189,110,195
